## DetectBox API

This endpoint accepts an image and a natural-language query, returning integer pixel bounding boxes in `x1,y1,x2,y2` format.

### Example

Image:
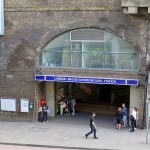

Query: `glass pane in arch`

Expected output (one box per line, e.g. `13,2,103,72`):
39,32,71,67
105,53,139,70
105,32,134,53
82,52,105,68
39,29,139,70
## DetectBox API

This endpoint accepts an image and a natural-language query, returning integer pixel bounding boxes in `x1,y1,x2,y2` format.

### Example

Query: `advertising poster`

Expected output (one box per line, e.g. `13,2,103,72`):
1,98,16,111
21,99,29,112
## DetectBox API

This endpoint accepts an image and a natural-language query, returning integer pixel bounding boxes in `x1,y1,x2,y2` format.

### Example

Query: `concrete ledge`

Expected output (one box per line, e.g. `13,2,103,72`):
122,0,150,14
128,7,138,14
122,0,150,7
122,6,150,14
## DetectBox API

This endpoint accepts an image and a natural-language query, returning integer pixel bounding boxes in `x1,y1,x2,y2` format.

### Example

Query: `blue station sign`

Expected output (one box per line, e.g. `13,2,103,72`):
35,75,138,86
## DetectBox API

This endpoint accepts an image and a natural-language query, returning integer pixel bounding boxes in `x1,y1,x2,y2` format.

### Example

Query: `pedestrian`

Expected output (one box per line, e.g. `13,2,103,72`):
42,103,48,123
71,96,76,115
115,107,123,130
59,100,66,115
64,106,70,115
85,112,98,139
65,95,69,108
134,107,139,128
130,107,136,132
122,103,128,127
38,105,43,122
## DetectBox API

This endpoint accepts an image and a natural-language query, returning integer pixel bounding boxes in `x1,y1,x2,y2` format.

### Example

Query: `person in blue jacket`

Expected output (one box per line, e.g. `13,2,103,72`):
122,103,128,127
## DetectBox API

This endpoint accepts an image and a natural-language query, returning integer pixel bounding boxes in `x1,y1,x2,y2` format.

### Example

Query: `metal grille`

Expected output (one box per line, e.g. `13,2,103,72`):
70,29,105,41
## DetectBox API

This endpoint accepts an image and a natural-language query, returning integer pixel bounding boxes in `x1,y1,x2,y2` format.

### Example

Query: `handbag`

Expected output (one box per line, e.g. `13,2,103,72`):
130,115,134,121
114,117,117,125
46,106,50,113
47,109,50,113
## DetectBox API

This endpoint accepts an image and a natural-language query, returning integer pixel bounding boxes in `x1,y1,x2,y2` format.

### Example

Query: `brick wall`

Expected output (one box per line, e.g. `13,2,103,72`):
0,0,148,124
5,0,121,11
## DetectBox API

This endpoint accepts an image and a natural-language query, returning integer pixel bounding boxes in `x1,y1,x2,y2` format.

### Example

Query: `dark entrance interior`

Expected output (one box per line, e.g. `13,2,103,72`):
56,82,130,115
73,83,130,106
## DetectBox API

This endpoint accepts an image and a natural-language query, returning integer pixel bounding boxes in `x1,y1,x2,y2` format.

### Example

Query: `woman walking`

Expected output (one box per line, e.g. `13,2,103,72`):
134,107,139,128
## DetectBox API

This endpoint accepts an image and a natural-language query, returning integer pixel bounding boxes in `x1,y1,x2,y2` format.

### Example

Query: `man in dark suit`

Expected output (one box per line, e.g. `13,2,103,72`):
85,112,98,139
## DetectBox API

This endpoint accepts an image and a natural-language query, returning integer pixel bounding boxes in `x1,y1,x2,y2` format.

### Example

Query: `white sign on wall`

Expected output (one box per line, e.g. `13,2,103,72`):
21,99,29,112
1,98,16,111
0,0,4,35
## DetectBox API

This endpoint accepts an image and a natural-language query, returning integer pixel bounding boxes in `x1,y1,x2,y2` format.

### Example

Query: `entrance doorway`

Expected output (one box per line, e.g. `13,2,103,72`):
55,82,130,115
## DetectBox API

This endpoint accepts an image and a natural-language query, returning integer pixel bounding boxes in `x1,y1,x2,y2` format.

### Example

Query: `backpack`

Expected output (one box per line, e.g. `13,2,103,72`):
46,106,50,113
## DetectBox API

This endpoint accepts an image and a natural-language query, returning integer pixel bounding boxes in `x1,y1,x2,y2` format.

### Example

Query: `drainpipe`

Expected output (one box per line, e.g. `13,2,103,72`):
142,18,149,129
33,83,38,122
33,68,43,121
33,83,36,122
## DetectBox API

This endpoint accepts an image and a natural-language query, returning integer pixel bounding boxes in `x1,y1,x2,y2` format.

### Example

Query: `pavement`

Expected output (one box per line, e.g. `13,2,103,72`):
0,112,149,150
0,144,74,150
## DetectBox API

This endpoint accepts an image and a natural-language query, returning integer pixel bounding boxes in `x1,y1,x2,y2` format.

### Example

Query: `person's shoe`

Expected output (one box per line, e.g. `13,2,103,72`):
130,130,134,132
46,121,48,122
134,128,137,129
94,137,98,139
85,134,87,139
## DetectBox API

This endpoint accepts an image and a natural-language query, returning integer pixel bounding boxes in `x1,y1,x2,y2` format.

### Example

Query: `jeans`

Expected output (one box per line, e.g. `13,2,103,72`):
86,127,97,138
131,118,135,131
43,111,47,122
72,105,75,115
134,119,137,128
123,116,127,126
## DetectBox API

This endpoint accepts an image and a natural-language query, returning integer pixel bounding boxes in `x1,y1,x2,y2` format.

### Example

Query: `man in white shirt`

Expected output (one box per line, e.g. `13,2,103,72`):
130,107,136,132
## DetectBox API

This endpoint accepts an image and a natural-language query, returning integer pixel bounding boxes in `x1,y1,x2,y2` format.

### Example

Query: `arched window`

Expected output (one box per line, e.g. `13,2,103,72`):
39,29,139,70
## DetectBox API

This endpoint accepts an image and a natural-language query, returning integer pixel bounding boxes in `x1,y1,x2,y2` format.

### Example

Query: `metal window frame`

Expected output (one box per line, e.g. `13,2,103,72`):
70,29,106,42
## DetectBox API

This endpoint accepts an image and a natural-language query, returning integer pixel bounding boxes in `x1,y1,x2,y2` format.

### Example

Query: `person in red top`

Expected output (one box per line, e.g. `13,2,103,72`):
40,97,45,106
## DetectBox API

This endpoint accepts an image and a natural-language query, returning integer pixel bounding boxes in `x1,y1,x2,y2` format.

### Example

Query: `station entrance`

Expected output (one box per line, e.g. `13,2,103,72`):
37,78,139,118
55,82,130,115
